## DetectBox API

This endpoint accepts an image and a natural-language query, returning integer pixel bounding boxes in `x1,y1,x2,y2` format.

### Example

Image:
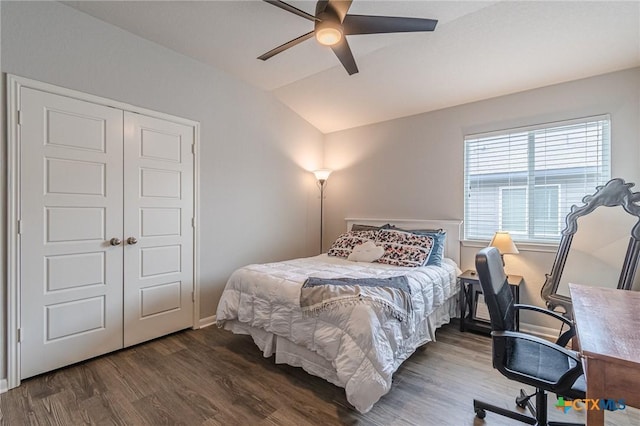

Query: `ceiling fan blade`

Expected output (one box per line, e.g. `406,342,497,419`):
343,15,438,35
327,0,353,22
315,1,329,16
330,38,359,75
258,31,315,61
263,0,318,22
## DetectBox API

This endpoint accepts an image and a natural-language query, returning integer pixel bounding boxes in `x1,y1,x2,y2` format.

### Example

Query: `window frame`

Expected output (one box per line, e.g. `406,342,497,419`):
498,185,529,235
463,114,611,245
532,183,562,239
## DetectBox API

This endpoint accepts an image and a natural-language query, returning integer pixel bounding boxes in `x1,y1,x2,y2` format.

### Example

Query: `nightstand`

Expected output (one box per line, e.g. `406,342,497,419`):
458,269,523,335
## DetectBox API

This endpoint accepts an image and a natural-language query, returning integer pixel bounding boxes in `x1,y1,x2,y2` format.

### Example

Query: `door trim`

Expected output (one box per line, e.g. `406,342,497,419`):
5,74,201,390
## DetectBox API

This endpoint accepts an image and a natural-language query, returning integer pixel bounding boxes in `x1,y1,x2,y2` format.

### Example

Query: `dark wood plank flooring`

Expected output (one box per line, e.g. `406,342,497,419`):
1,322,638,425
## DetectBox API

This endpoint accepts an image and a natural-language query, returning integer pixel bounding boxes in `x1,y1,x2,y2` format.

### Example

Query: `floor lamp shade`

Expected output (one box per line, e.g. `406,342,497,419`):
313,169,332,183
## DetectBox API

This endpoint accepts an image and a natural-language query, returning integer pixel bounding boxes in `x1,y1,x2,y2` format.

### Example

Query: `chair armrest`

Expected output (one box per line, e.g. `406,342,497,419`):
513,304,576,346
492,330,580,362
514,304,574,328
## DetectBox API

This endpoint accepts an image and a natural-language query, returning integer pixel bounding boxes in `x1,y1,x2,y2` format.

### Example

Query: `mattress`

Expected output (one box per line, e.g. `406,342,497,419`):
216,254,460,413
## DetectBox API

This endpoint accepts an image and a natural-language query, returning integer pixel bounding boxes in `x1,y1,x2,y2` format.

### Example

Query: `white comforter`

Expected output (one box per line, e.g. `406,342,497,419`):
216,254,459,413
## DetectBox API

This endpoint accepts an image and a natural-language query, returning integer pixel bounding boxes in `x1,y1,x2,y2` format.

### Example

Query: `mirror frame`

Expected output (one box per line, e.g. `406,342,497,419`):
541,178,640,317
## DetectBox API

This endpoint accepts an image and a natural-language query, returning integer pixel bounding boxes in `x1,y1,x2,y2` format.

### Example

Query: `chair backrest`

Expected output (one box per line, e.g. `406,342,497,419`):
475,247,515,332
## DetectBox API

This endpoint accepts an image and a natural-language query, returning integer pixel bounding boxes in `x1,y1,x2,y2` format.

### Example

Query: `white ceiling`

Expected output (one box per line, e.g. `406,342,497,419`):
63,1,640,133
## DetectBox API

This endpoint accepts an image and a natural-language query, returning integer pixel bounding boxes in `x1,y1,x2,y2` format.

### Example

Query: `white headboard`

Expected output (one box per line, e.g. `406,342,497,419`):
345,218,463,266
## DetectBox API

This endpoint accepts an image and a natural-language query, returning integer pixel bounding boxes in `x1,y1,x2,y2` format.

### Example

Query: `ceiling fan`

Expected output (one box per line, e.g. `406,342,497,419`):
258,0,438,75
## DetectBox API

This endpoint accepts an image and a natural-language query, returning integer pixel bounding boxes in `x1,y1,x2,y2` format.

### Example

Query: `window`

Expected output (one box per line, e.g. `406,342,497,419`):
499,186,528,234
534,184,561,237
464,116,610,244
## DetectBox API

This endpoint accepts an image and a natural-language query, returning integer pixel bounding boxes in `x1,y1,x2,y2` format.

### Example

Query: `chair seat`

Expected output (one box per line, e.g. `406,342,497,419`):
507,338,586,399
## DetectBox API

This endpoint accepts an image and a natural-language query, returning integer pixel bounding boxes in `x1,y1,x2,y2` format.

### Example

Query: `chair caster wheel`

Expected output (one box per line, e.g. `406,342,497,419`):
475,409,486,419
516,395,528,408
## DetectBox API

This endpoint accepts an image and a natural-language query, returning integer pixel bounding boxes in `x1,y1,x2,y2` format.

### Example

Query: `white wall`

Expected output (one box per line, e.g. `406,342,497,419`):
0,1,323,381
324,67,640,332
0,0,5,386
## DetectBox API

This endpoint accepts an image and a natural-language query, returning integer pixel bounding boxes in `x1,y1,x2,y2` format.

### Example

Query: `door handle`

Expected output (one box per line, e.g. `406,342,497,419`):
127,237,138,245
109,237,122,246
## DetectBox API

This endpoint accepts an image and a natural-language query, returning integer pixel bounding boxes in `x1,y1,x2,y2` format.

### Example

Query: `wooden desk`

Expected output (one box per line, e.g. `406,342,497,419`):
569,284,640,426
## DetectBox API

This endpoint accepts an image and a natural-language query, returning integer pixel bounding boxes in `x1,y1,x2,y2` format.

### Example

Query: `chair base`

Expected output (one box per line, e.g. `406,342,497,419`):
473,397,537,425
473,388,584,426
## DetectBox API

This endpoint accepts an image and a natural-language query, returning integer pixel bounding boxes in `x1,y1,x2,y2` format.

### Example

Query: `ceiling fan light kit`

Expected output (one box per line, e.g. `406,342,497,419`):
259,0,438,75
315,20,343,46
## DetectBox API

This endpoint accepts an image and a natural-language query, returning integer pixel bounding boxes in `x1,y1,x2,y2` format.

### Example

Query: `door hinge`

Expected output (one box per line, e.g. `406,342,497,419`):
17,110,22,125
191,291,195,302
191,143,195,154
17,328,21,343
17,219,22,235
191,217,195,228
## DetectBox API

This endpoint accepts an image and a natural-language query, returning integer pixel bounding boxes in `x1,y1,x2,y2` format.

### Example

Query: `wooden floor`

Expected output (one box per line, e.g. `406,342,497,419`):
1,322,638,425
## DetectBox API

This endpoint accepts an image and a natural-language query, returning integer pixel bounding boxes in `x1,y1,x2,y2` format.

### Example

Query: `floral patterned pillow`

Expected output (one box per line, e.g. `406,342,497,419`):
327,230,378,258
374,229,434,267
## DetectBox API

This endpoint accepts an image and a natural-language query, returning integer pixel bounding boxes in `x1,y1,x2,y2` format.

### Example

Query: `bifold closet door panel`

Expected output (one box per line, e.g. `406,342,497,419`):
122,112,194,347
19,88,125,379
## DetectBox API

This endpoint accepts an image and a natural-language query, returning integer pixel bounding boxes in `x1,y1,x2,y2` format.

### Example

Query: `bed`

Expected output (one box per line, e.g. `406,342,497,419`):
216,219,463,413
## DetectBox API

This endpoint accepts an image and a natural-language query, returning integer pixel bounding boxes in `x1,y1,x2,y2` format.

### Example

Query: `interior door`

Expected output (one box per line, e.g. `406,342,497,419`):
123,112,194,346
19,88,124,379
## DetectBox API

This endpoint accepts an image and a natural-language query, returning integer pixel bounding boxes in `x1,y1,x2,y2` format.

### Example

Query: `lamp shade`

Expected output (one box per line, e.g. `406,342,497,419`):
313,169,332,182
316,27,342,46
315,20,343,46
489,231,519,255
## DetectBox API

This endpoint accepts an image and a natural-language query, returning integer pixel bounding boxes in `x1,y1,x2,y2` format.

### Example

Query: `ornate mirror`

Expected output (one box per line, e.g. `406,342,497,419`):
541,178,640,317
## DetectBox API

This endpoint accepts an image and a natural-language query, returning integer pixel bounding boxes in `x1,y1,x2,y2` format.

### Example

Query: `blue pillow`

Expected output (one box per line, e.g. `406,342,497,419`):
423,230,446,267
393,228,446,267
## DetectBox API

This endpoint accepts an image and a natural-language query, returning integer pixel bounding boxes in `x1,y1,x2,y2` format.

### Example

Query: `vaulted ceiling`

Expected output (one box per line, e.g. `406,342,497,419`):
63,1,640,133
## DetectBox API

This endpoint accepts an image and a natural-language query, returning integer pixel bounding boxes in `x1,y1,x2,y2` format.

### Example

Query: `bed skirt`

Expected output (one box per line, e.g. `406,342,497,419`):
221,294,459,392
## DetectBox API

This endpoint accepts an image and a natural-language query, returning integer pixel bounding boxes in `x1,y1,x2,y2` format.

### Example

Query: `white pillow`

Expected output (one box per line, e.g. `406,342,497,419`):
347,241,385,263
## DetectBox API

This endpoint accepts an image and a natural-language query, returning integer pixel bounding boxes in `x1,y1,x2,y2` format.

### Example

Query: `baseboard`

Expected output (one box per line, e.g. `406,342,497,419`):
0,378,8,393
519,323,561,342
198,315,216,329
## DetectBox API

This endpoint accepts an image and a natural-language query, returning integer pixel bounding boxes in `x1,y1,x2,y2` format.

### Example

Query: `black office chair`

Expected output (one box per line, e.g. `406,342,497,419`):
473,247,585,426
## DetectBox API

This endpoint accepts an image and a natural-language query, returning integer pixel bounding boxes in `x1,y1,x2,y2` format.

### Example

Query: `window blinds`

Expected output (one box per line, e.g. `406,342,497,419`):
464,115,610,243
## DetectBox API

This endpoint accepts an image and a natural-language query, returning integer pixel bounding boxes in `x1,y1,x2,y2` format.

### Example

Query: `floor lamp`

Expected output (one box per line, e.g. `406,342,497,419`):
313,169,332,253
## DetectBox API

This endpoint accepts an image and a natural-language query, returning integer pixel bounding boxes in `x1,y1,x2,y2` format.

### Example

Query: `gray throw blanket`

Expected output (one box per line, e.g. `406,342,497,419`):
300,276,413,322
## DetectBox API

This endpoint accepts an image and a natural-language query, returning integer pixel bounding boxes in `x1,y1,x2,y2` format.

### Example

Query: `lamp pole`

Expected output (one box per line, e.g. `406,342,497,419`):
319,178,326,253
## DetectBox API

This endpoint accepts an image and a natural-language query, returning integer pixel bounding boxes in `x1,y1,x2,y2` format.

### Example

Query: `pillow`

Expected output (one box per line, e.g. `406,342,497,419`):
347,241,385,262
374,229,434,267
327,230,377,258
409,229,446,267
350,223,392,231
390,227,447,267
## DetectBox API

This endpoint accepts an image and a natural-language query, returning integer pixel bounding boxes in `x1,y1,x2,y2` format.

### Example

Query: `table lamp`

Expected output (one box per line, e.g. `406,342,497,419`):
489,231,519,265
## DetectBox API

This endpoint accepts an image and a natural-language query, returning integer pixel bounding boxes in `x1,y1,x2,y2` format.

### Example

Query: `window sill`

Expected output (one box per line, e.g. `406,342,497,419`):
462,239,559,253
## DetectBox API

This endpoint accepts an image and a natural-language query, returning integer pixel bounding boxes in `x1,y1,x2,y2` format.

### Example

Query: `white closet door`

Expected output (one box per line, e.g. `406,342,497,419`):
123,112,194,346
19,88,124,379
